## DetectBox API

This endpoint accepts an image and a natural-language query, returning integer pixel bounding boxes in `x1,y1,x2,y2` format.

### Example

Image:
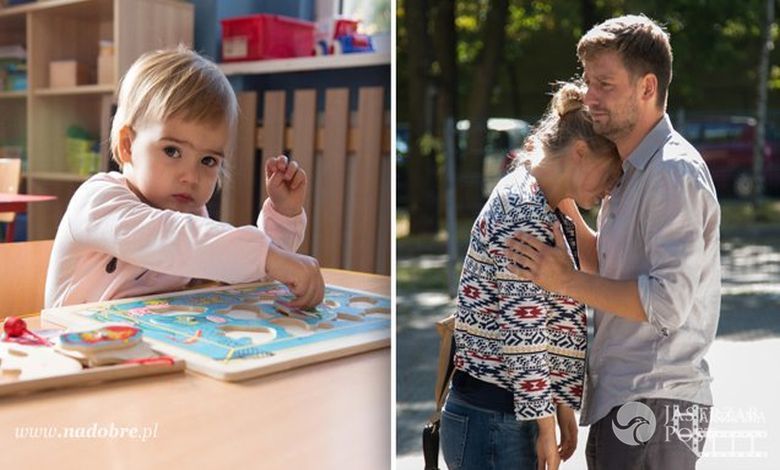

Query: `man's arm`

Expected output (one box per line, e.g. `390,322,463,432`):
508,163,719,335
505,224,646,323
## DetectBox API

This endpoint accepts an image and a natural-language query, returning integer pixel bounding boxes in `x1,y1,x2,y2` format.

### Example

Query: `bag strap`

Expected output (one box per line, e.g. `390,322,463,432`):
430,315,457,422
435,336,456,412
423,315,457,470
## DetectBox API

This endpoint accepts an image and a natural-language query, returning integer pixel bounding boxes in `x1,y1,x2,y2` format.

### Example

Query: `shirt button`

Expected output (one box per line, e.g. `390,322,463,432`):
661,327,670,337
609,213,616,219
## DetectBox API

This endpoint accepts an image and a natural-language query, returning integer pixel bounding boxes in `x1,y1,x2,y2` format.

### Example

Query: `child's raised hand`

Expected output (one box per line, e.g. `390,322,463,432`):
266,243,325,309
265,154,306,217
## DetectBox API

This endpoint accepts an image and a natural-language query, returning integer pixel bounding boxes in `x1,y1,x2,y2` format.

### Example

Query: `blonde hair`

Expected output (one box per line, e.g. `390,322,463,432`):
110,46,238,173
518,81,620,166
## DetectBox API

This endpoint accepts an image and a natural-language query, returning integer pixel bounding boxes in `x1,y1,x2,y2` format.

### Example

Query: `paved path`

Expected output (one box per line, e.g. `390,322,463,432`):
396,232,780,469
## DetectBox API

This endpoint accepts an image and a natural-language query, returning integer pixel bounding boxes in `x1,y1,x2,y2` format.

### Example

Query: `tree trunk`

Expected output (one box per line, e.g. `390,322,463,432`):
506,62,522,118
752,0,774,214
406,0,440,234
581,0,599,32
459,0,510,218
431,0,458,223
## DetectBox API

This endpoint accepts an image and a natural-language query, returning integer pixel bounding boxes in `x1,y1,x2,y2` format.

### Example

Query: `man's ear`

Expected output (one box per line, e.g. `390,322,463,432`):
641,73,657,103
117,125,135,165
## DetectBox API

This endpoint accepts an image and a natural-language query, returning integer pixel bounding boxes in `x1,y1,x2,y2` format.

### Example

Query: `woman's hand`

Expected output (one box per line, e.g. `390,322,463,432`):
536,415,561,470
556,405,578,461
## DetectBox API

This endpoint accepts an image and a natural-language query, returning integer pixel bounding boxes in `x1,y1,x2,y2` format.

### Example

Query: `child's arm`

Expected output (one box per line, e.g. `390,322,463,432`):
66,176,298,287
258,198,306,253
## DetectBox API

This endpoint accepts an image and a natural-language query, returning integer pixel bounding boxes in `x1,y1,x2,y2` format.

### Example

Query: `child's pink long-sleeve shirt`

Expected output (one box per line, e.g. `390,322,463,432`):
44,172,306,308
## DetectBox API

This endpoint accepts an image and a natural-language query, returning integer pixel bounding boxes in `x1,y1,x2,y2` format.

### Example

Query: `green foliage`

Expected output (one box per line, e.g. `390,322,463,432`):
399,0,779,123
418,132,443,157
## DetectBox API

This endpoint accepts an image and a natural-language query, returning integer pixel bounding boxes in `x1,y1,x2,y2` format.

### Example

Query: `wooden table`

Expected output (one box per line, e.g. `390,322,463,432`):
0,193,57,242
0,269,391,470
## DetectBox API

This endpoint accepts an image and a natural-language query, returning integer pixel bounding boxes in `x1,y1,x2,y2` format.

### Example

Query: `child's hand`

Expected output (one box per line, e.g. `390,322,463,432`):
266,154,306,217
266,243,325,308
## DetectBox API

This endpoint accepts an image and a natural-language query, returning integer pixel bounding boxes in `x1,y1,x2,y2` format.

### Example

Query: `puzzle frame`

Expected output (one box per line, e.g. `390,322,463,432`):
41,281,391,381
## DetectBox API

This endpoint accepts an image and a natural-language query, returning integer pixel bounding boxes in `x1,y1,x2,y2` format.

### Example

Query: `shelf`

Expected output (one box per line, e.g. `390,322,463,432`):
0,90,26,99
219,52,390,76
27,171,90,183
1,0,193,240
34,84,114,96
0,0,108,18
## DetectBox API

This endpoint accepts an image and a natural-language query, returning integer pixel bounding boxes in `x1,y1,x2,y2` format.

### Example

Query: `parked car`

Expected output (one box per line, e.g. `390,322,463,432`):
681,116,780,199
395,118,530,207
457,118,531,198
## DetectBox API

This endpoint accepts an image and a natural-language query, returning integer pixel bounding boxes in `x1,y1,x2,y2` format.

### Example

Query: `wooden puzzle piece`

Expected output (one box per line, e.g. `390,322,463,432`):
59,326,142,352
0,343,83,380
273,301,320,319
56,341,157,367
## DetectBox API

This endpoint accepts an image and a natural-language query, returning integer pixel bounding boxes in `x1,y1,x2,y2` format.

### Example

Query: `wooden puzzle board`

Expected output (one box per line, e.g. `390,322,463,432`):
41,282,391,381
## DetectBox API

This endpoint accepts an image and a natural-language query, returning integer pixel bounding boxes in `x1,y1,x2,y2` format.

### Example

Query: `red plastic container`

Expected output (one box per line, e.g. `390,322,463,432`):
221,14,315,62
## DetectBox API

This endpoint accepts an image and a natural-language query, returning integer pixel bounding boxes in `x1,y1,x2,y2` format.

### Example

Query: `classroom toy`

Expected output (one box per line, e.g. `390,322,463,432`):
0,323,183,397
42,281,391,381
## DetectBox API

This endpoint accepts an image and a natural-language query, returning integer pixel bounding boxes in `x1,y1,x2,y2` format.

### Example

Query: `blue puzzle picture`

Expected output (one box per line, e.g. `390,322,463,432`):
42,282,391,381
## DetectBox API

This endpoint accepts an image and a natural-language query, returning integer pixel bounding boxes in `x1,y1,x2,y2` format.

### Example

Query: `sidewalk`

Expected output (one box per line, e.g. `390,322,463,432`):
396,232,780,469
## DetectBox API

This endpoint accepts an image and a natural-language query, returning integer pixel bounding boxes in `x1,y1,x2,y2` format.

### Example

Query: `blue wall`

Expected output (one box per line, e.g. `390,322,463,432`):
191,0,315,61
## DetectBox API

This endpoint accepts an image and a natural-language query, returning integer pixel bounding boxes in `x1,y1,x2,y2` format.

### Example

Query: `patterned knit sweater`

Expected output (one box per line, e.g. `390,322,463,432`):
454,163,587,421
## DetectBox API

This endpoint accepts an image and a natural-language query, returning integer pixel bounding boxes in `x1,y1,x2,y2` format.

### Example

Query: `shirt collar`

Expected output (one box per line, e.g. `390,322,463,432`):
625,114,674,171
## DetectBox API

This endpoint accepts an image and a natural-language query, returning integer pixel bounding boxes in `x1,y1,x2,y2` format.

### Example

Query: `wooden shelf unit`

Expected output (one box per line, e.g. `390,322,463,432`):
219,51,391,76
0,0,193,239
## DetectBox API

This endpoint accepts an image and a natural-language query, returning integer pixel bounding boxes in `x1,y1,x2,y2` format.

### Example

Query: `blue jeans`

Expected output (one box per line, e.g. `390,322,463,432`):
440,390,538,470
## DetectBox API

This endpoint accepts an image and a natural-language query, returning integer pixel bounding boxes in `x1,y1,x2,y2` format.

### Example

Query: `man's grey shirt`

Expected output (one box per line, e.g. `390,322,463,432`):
581,114,721,425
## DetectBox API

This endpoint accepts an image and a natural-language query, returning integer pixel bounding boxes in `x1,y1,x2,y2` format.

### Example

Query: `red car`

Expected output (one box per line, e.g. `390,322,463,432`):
681,116,780,198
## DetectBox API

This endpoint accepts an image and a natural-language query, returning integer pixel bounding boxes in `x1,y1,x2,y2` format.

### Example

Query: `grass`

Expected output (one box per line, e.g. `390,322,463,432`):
396,261,460,292
719,198,780,225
